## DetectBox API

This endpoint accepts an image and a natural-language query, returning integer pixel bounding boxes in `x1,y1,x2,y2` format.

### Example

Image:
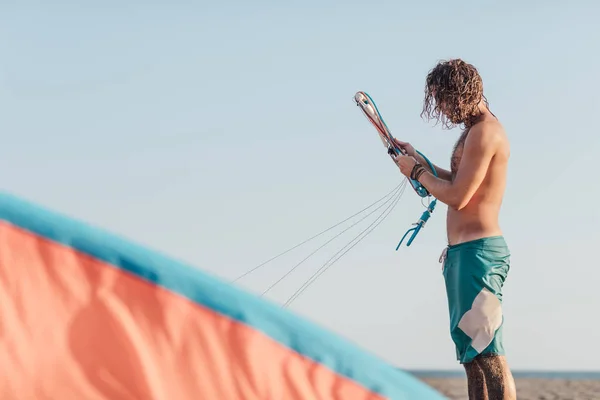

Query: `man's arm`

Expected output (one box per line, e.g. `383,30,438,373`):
413,152,453,181
392,138,453,181
416,124,499,210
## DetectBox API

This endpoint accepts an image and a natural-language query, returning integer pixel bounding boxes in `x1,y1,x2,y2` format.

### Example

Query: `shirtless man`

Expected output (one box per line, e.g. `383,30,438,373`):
393,59,517,400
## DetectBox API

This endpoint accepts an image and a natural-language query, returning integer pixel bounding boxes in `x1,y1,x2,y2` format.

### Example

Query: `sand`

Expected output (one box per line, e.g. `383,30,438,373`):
419,377,600,400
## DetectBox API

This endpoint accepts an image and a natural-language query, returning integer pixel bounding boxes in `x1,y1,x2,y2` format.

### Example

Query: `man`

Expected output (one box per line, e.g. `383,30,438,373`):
393,59,517,400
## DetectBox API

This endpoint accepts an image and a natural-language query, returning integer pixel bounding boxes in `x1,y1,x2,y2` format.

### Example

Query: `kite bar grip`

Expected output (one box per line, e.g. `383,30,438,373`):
387,147,429,198
353,90,440,249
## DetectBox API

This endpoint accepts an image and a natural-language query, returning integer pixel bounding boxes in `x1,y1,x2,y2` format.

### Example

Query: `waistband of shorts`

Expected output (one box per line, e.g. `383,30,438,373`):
446,235,507,252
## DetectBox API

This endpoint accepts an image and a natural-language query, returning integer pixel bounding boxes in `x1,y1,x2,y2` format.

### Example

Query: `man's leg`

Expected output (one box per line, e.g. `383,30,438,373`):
443,237,514,399
476,354,516,400
464,359,488,400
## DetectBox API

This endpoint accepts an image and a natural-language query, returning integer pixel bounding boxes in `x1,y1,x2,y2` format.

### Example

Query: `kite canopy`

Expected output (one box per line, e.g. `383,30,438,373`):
0,192,444,399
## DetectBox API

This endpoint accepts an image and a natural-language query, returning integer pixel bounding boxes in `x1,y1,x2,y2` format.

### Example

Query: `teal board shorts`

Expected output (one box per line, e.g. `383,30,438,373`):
440,236,510,364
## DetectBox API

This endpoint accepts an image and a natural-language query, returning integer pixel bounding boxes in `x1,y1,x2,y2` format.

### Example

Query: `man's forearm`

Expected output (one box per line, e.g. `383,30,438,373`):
414,153,452,181
416,171,462,209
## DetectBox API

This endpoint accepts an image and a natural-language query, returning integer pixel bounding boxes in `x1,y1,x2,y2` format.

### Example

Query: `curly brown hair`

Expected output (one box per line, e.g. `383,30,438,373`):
420,59,490,129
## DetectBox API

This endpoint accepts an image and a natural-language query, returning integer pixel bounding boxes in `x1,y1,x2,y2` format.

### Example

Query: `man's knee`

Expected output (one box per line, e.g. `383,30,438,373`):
475,354,507,377
463,360,488,399
464,360,484,376
475,355,516,399
464,361,487,386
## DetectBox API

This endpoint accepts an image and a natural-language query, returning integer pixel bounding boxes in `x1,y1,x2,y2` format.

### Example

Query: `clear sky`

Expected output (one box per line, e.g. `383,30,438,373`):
1,1,599,371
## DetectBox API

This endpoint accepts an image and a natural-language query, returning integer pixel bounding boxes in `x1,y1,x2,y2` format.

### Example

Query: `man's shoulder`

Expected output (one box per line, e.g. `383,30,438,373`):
462,119,508,159
467,119,507,147
471,117,505,134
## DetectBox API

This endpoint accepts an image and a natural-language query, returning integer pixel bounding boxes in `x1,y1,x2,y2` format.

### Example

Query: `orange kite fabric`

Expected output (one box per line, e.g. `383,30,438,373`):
0,192,445,400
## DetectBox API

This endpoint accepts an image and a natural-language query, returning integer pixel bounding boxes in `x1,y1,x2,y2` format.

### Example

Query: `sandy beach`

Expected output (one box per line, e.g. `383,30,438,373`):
419,377,600,400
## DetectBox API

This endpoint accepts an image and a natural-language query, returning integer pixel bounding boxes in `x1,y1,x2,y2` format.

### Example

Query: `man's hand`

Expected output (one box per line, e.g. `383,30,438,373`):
392,138,415,157
393,154,418,178
392,138,453,181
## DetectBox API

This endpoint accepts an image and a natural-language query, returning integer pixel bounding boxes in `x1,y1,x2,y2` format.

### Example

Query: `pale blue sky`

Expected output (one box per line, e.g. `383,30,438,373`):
1,1,599,371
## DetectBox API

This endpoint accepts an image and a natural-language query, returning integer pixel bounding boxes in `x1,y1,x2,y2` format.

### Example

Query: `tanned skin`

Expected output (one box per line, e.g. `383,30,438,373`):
393,60,517,400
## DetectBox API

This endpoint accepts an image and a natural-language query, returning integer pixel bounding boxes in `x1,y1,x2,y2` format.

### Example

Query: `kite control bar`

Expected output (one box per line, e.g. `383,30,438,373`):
353,91,432,198
353,90,439,247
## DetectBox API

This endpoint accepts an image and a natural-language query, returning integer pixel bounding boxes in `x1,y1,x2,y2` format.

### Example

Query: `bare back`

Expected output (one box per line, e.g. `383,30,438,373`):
447,116,509,245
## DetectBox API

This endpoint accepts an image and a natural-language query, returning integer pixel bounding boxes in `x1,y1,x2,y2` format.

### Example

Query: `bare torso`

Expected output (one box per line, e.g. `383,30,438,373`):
446,116,510,245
